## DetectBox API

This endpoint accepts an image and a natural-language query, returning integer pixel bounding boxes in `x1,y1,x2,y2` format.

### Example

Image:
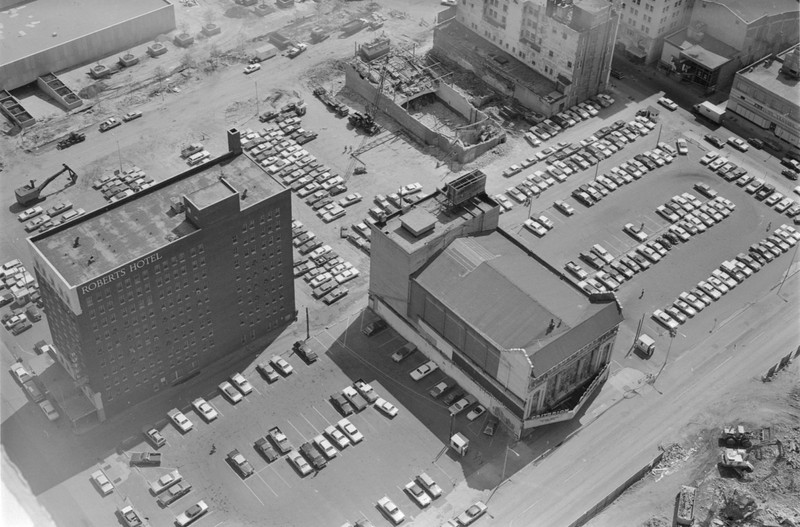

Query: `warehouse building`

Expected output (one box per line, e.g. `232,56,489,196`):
368,173,623,437
1,0,175,91
27,130,295,421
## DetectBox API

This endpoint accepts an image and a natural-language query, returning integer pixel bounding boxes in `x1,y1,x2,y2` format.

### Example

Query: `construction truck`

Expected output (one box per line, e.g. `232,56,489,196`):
719,448,754,476
348,111,379,135
250,44,278,63
15,164,78,206
313,87,349,117
56,132,86,150
721,424,753,448
340,18,368,37
310,27,329,43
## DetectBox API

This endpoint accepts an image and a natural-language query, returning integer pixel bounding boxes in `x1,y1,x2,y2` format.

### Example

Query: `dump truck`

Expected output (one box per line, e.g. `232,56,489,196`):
676,485,696,526
341,18,368,36
56,132,86,150
693,101,725,124
721,424,753,448
250,45,278,63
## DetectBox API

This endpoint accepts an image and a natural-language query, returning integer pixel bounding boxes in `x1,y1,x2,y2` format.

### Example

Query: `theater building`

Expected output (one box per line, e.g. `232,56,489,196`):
367,172,623,438
28,131,294,420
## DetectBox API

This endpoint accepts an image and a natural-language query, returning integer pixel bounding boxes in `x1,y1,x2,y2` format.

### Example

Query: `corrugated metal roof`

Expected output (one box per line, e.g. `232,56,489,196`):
415,232,622,374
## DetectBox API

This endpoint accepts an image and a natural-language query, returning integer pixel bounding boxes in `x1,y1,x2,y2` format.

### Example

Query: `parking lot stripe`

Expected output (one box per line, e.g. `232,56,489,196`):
299,412,320,435
286,419,308,442
241,478,265,506
433,460,456,486
255,472,278,498
270,464,292,488
312,405,333,426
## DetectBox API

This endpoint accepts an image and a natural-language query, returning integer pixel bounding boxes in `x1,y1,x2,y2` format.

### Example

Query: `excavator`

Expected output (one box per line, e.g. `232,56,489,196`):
15,164,78,206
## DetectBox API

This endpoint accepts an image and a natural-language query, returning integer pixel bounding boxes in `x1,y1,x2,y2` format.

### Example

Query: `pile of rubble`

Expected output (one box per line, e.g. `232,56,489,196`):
651,443,695,480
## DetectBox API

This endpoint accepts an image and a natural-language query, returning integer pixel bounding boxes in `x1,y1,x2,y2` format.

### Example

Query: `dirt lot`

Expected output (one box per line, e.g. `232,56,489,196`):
587,362,800,527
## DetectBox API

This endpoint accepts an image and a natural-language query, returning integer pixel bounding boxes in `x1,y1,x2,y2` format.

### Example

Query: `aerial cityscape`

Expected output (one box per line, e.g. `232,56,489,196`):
0,0,798,526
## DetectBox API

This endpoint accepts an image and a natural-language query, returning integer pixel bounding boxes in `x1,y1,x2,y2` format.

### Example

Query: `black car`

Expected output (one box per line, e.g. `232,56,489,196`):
747,137,764,149
254,437,279,462
610,69,625,79
293,341,319,363
704,134,726,148
443,390,465,406
362,319,387,336
782,169,799,181
299,442,327,470
330,393,354,416
226,449,254,479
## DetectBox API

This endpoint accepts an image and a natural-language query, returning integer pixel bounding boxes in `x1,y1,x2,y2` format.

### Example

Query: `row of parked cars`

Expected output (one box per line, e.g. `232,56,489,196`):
653,224,799,330
566,190,734,294
292,220,354,305
1,259,43,330
699,150,800,220
93,165,155,203
18,201,85,234
502,116,663,213
525,93,614,147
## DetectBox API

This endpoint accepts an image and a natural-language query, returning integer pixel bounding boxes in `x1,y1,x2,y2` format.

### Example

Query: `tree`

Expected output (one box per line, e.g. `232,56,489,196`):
154,66,167,83
180,52,196,69
179,22,190,37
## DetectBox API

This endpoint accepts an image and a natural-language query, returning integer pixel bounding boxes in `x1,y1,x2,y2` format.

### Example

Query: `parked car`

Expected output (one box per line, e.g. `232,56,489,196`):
254,437,279,462
91,469,114,496
39,400,60,421
167,408,193,433
404,480,432,507
337,418,363,443
175,501,208,527
122,110,143,122
156,482,192,507
144,427,166,448
410,360,438,381
657,97,677,111
271,355,294,375
456,501,488,525
375,397,398,418
227,449,255,478
219,381,243,404
256,362,280,382
362,318,388,336
377,496,405,525
191,398,218,422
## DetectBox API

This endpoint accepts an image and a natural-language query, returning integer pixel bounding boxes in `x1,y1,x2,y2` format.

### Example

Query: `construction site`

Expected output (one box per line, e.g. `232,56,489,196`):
344,40,505,164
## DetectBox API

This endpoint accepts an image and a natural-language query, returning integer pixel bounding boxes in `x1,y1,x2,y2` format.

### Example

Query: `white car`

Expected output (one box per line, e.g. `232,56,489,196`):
377,496,405,525
324,424,351,449
449,397,471,415
18,206,43,222
10,363,32,384
700,151,719,165
338,193,363,207
39,400,59,421
524,218,547,236
244,64,261,74
308,245,332,259
192,398,218,422
313,434,338,459
676,138,689,155
219,381,243,404
337,418,363,444
652,309,679,331
271,355,294,375
168,408,193,433
727,137,749,152
404,480,432,507
494,194,513,212
175,501,209,527
537,215,554,230
554,200,575,216
287,450,313,476
658,97,678,111
230,373,253,395
416,472,443,498
457,501,488,525
91,469,114,496
623,223,648,242
410,360,438,381
466,404,486,421
400,182,423,196
374,397,398,418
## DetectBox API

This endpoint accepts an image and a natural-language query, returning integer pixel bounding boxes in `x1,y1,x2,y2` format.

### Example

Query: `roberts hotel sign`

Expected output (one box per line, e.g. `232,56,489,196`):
80,252,163,294
29,248,164,316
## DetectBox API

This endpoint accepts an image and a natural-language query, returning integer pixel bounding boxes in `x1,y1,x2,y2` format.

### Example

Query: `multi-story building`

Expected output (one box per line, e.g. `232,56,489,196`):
727,45,800,153
28,130,295,421
436,0,620,115
615,0,694,64
660,0,800,91
368,172,623,437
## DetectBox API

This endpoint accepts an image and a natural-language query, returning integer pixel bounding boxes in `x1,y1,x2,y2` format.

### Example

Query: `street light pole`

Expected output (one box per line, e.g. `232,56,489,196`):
255,81,260,118
500,442,520,484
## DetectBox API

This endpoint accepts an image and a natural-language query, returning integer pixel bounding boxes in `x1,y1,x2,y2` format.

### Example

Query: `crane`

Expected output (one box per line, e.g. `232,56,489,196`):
15,164,78,206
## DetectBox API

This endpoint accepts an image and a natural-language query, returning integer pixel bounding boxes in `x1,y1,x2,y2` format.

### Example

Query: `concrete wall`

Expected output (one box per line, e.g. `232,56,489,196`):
0,4,175,91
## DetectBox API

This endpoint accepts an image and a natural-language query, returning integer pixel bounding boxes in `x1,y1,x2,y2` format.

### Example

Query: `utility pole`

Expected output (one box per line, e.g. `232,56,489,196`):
656,122,663,145
776,239,798,302
116,137,123,173
255,81,260,118
305,306,310,340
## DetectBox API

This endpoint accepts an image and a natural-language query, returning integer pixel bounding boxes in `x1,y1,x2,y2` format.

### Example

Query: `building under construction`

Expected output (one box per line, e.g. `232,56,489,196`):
345,41,505,165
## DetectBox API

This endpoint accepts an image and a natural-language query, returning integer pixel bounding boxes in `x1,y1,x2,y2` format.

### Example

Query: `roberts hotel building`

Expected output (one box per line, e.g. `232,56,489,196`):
28,130,295,421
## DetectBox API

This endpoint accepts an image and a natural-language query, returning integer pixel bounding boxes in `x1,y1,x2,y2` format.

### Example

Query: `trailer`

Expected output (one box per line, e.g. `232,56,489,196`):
693,101,725,124
250,45,278,63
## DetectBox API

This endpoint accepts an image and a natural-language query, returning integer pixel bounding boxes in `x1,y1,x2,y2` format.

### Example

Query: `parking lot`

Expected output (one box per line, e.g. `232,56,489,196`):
69,307,520,527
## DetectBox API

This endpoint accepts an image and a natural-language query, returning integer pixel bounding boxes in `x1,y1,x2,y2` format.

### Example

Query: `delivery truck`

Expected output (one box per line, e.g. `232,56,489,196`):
693,101,725,124
250,45,278,64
